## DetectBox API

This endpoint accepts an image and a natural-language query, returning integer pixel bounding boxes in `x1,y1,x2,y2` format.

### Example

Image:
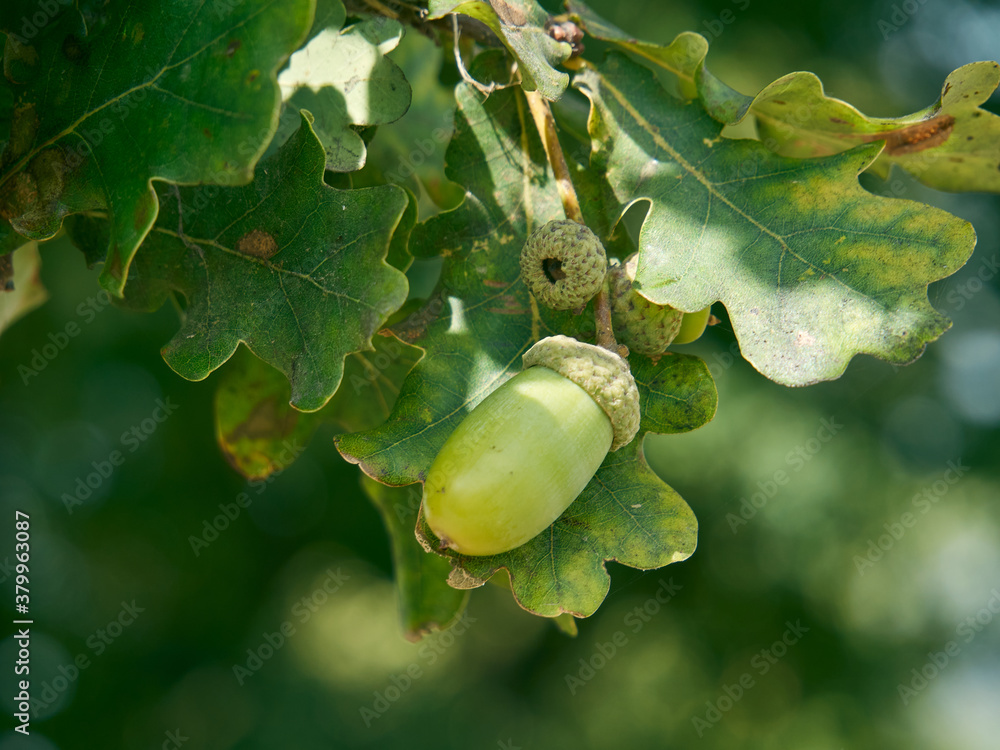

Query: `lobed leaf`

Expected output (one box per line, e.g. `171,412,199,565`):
566,0,707,99
701,62,1000,194
276,16,412,172
216,334,421,480
68,114,409,412
576,53,977,386
416,440,696,618
0,0,312,293
568,1,1000,193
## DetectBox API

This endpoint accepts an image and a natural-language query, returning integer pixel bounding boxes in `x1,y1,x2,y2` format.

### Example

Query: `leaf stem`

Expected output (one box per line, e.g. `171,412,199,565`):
593,280,614,351
524,89,624,355
524,90,583,224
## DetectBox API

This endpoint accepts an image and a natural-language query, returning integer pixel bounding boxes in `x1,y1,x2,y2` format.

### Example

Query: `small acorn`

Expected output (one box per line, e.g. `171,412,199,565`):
609,254,715,352
608,254,684,355
520,219,607,310
422,335,640,556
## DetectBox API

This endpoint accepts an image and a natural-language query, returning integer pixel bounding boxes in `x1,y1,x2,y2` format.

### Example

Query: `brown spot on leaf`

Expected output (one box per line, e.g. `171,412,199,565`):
203,128,212,139
488,307,531,315
390,291,446,341
876,114,956,155
29,148,66,206
829,117,848,124
225,39,241,57
225,396,297,445
236,229,278,259
246,69,260,84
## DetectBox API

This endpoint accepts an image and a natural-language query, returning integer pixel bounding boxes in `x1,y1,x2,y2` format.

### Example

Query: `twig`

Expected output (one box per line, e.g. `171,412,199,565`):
523,89,583,224
592,281,614,352
524,90,624,355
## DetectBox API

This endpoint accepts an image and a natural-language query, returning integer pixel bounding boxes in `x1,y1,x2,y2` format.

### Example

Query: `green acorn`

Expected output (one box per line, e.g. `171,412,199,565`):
609,254,715,352
520,220,607,310
422,335,640,556
608,254,684,355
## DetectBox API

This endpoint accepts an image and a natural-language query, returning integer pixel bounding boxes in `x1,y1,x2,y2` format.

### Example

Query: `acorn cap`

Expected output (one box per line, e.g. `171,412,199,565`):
522,335,640,451
520,220,607,310
608,255,684,355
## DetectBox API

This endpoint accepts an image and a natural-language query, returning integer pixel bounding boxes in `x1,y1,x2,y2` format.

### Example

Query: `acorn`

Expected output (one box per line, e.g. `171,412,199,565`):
608,254,684,355
421,335,640,556
609,253,714,352
520,219,607,310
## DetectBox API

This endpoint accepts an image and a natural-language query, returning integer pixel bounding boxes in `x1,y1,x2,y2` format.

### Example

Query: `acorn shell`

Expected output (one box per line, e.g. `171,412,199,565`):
520,220,607,310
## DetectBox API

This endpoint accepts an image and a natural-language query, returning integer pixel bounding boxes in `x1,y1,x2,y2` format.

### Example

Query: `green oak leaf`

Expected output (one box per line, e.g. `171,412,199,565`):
699,61,1000,194
68,114,409,412
361,476,469,640
215,333,421,480
0,0,312,294
576,53,976,387
565,0,707,99
567,2,1000,193
337,53,716,617
275,17,412,172
428,0,572,100
0,242,46,338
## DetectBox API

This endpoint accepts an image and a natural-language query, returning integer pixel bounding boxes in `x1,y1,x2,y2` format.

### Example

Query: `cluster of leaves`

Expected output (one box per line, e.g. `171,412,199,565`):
1,0,996,636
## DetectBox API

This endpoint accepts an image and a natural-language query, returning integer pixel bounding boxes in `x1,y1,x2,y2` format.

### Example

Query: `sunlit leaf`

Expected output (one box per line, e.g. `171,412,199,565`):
701,61,1000,194
276,16,412,172
577,53,976,386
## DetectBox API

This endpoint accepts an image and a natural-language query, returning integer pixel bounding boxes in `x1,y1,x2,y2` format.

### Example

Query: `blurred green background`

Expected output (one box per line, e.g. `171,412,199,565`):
2,0,999,748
